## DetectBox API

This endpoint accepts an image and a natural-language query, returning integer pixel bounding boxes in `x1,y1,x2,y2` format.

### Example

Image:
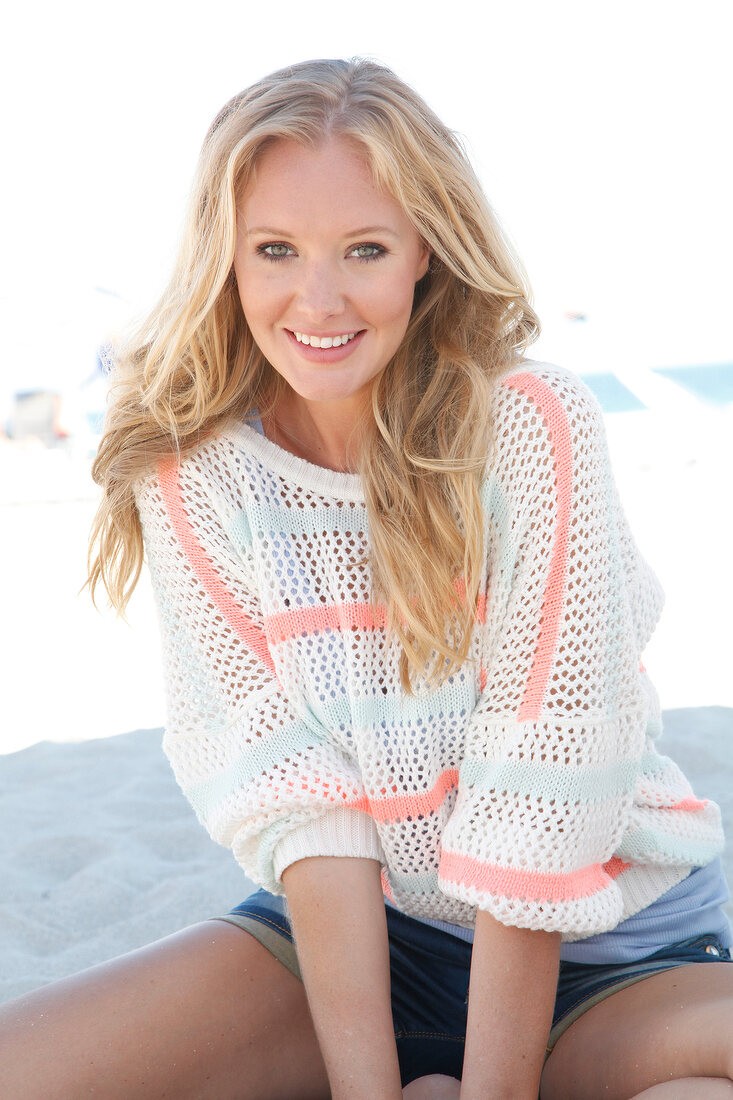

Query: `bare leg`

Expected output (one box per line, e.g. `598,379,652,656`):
0,920,329,1100
541,963,733,1100
632,1081,733,1098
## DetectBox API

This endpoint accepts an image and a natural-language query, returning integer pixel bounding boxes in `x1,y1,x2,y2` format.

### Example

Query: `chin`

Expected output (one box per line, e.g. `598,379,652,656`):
290,380,371,404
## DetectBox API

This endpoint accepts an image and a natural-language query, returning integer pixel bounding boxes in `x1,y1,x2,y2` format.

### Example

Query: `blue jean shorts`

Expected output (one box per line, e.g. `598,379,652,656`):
213,889,731,1087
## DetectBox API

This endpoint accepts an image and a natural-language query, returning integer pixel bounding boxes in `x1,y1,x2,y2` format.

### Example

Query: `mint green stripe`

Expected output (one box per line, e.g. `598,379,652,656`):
269,677,478,732
313,681,477,738
480,473,506,518
480,474,516,555
616,827,721,865
230,474,512,579
309,692,353,731
350,678,478,729
458,757,640,802
640,749,670,774
185,714,327,818
243,501,370,542
228,510,253,552
456,747,668,805
387,868,440,894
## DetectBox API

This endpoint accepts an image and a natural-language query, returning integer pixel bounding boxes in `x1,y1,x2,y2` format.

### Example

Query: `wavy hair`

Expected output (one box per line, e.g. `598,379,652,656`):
88,57,539,689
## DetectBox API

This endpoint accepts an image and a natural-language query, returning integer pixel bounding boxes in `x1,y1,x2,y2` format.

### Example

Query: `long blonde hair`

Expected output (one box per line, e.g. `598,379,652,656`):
88,57,539,689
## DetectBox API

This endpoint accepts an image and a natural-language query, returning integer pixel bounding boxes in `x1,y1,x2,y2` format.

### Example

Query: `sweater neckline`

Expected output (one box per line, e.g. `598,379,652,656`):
221,419,366,502
219,358,543,503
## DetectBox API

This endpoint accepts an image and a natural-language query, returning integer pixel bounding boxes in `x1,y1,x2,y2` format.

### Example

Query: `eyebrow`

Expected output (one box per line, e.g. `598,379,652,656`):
245,225,399,238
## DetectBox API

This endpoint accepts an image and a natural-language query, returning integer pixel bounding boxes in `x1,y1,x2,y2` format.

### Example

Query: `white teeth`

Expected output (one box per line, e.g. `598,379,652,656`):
293,331,357,348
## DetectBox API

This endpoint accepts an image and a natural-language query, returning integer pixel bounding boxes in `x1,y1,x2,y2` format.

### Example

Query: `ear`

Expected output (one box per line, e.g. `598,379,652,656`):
416,244,431,282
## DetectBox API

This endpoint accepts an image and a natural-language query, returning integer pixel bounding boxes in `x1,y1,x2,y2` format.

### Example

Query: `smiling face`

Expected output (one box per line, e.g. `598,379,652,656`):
233,136,429,424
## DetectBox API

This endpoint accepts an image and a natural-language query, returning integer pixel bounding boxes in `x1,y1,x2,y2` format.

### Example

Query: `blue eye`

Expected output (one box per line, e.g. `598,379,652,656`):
259,243,294,260
349,243,385,261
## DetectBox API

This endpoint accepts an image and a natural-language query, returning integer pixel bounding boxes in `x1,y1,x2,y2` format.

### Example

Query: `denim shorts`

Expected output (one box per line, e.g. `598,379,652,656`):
213,889,731,1087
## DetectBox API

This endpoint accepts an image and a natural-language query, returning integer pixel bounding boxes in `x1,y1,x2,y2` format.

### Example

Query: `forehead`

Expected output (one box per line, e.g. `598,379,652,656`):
240,136,412,234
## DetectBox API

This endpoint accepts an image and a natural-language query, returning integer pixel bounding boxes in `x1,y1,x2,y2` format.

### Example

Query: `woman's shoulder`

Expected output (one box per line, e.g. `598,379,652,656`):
489,358,607,469
132,424,254,514
493,358,603,420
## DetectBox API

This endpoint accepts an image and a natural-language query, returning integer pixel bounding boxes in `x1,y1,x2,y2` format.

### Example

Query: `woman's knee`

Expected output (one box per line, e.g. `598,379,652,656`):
402,1074,462,1099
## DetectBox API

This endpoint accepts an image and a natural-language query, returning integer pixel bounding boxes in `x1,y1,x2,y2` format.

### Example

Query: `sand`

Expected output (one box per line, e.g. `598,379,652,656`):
0,728,256,1003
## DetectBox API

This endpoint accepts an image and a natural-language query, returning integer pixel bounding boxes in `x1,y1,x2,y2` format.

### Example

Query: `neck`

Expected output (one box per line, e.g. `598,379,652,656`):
263,393,368,472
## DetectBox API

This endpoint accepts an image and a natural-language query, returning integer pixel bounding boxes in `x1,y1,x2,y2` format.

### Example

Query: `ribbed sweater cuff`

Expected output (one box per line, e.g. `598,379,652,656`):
273,808,384,883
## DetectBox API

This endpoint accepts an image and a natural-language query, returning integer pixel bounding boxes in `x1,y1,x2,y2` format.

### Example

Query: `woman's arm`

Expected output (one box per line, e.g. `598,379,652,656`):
134,454,386,895
282,855,403,1100
439,369,664,937
460,911,561,1100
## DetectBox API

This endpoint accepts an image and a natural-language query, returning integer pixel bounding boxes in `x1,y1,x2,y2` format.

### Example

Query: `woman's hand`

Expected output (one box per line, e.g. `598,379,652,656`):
403,1074,461,1098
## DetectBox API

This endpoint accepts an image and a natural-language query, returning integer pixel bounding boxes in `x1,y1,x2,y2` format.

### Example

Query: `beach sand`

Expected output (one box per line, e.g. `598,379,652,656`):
0,727,254,1003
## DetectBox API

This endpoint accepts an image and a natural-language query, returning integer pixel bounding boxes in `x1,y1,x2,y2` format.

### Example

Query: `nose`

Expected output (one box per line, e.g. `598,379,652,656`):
295,258,345,320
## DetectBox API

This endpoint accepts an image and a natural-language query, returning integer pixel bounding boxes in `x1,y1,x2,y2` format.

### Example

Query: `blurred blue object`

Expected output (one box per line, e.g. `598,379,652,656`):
652,364,733,406
579,373,647,413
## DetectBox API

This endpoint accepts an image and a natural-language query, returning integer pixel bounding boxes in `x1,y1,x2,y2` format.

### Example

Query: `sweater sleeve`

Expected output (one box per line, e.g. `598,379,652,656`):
134,446,384,894
438,367,666,936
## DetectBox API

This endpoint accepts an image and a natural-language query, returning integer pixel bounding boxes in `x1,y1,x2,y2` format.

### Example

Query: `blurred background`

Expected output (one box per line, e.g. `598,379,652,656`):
2,0,731,754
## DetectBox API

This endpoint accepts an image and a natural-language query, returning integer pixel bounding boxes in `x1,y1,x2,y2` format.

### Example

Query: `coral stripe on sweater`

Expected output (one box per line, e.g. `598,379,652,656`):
503,373,574,723
158,458,277,675
366,769,460,824
439,849,630,903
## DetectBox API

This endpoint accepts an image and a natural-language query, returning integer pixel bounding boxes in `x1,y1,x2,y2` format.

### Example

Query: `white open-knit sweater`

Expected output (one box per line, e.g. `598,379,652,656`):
135,361,724,939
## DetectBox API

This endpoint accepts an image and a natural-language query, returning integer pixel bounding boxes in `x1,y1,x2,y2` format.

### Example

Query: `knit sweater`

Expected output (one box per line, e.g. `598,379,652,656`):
135,360,724,940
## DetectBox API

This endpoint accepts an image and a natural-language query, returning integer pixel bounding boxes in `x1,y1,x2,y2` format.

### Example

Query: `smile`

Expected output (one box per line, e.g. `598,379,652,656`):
292,331,358,348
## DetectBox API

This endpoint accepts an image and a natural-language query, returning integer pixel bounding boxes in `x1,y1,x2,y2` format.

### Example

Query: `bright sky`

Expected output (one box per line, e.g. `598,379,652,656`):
2,0,731,390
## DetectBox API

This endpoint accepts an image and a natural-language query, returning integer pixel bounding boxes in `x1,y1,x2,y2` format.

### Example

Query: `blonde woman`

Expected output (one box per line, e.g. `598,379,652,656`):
2,58,732,1100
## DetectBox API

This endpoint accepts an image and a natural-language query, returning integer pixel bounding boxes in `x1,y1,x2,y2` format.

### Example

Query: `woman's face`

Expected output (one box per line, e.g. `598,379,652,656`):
233,136,429,413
